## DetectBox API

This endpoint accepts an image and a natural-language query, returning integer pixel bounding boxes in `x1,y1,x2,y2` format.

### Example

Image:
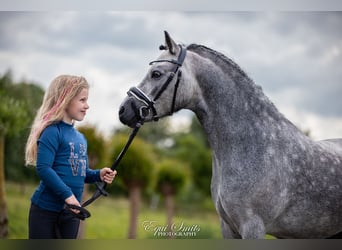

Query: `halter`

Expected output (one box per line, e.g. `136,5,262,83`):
127,44,187,122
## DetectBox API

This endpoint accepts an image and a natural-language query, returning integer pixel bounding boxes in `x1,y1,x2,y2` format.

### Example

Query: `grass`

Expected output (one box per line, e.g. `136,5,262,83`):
6,182,222,239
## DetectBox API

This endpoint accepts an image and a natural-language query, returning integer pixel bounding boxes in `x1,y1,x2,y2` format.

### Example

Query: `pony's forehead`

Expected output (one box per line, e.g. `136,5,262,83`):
155,49,177,60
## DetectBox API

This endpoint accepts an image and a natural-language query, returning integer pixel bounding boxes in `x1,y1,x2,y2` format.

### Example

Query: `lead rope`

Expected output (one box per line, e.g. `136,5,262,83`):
65,123,142,220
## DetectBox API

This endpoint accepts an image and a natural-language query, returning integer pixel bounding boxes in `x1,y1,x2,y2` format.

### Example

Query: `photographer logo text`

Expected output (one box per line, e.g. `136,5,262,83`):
142,220,201,238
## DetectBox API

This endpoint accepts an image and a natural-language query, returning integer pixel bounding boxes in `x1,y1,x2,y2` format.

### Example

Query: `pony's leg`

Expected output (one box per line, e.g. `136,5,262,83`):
220,219,241,239
239,215,266,239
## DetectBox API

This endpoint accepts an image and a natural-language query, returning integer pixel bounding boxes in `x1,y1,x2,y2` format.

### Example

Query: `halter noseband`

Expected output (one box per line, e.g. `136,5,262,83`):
127,44,187,122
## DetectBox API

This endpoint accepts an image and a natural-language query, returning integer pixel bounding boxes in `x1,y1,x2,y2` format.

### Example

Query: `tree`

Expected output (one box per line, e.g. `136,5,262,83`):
4,79,44,184
136,118,171,145
109,133,154,238
156,159,187,237
76,125,105,239
115,118,172,149
77,125,105,169
172,132,212,197
0,86,30,238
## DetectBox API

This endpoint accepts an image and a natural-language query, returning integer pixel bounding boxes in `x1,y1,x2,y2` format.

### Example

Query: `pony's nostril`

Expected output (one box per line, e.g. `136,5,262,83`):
119,106,125,115
140,107,150,118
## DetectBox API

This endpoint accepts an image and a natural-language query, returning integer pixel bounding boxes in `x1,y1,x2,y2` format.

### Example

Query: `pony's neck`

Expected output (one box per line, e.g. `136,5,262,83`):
188,45,301,151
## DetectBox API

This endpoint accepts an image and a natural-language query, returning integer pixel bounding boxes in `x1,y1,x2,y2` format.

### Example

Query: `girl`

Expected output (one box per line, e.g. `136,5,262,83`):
25,75,116,239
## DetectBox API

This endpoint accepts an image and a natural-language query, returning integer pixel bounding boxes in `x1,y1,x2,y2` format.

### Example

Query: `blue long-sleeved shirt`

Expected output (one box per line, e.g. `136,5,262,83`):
31,121,101,212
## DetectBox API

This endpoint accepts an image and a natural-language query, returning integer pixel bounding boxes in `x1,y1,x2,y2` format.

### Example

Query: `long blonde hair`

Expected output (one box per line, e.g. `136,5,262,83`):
25,75,89,166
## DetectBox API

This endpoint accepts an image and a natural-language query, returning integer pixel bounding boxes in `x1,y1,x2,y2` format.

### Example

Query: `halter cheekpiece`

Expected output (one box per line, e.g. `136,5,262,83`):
127,44,187,122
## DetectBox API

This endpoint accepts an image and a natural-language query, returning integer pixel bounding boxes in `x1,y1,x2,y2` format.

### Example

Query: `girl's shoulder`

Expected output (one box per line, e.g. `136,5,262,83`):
44,121,73,133
41,122,61,136
38,122,63,149
42,121,86,143
40,121,73,140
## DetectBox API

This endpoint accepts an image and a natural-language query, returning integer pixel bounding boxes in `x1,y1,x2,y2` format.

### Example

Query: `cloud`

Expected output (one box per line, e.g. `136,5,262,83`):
0,12,341,140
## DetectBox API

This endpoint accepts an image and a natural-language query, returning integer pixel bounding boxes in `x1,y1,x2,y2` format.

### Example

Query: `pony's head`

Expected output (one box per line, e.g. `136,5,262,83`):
119,31,187,127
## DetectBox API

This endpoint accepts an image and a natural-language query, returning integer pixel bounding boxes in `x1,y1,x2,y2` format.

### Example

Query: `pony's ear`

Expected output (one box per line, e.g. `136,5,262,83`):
164,30,178,55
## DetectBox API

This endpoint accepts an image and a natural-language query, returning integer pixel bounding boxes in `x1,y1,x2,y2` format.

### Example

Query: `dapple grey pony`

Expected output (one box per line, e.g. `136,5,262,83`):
118,31,342,239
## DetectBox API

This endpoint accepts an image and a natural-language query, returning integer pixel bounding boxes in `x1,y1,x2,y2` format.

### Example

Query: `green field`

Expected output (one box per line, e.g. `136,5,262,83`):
6,182,222,239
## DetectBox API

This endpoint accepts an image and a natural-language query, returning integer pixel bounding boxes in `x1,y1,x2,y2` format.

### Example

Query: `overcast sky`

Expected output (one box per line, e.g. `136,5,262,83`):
0,11,341,140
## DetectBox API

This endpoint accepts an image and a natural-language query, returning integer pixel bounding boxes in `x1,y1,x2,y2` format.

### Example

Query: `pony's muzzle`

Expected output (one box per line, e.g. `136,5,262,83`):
119,96,148,128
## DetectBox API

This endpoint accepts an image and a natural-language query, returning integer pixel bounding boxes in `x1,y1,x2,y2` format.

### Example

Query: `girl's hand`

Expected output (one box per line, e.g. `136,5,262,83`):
100,168,117,184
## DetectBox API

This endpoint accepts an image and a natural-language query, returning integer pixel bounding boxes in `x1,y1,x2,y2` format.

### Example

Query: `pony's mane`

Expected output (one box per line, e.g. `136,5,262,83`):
186,43,285,122
187,43,251,80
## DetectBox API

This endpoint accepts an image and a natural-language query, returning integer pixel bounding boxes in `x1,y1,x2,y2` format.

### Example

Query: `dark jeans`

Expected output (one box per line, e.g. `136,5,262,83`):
28,203,80,239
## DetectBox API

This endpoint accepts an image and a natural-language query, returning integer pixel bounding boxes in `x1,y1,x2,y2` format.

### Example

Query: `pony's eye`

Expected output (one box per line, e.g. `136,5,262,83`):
151,70,162,79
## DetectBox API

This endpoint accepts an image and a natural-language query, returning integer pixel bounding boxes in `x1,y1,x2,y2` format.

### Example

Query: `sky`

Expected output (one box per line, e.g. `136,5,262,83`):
0,11,341,140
